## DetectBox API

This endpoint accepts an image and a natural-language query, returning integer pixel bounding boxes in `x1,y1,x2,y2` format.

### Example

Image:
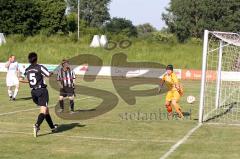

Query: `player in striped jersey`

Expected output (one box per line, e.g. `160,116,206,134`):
57,59,76,113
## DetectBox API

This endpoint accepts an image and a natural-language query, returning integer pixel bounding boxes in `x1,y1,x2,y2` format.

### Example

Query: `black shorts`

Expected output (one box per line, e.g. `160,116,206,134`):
60,87,74,97
31,88,49,107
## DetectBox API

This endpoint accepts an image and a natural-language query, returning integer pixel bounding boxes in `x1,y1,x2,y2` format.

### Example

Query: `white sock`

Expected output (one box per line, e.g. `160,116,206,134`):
13,89,18,98
8,89,12,97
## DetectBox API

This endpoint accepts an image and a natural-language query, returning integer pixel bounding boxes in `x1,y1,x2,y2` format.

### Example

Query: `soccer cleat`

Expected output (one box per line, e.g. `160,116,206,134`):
12,98,16,101
9,96,12,101
70,110,74,114
51,124,58,133
33,124,40,138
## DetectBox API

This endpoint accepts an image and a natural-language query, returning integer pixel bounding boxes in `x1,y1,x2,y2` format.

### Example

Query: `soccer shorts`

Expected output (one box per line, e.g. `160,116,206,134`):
60,87,74,97
31,88,49,106
6,75,19,87
166,90,180,102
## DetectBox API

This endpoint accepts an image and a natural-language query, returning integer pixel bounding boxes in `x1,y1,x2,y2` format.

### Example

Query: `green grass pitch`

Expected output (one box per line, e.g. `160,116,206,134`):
0,73,240,159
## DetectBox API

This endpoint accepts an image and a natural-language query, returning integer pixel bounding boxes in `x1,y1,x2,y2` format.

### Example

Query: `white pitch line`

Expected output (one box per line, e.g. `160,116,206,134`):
53,134,172,143
0,130,175,144
206,122,240,127
159,123,202,159
0,107,41,116
0,97,92,116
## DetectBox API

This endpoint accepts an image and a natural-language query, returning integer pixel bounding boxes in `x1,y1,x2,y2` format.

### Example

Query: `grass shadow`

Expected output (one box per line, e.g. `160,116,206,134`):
38,123,85,137
56,123,86,133
15,97,32,101
205,102,236,122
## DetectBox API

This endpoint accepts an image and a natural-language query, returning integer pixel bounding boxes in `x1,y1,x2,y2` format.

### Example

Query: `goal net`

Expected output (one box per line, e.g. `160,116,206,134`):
199,30,240,124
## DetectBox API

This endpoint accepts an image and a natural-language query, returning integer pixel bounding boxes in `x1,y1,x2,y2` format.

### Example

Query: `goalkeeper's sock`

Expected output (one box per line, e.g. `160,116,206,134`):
36,113,45,127
165,104,173,120
174,104,184,118
166,105,172,113
45,114,55,129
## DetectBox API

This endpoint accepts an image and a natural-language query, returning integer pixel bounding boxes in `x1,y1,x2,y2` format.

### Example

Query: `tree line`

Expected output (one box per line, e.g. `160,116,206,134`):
0,0,66,35
0,0,138,38
0,0,239,42
163,0,240,42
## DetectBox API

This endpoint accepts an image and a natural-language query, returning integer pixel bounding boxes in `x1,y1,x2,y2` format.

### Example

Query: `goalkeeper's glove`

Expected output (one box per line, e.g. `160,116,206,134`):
175,84,180,91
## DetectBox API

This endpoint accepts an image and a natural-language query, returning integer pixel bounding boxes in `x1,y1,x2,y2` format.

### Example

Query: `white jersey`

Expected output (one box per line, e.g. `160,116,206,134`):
6,61,19,86
7,61,19,76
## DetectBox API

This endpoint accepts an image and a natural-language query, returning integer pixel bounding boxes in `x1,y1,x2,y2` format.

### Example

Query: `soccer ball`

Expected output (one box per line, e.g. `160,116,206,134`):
187,95,196,104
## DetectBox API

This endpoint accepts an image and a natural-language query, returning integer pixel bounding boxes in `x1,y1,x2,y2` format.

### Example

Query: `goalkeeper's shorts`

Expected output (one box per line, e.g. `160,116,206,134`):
166,90,180,102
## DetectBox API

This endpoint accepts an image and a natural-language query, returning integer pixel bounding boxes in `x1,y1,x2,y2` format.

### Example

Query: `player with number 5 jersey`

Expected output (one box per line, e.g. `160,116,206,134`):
22,52,58,137
25,62,49,89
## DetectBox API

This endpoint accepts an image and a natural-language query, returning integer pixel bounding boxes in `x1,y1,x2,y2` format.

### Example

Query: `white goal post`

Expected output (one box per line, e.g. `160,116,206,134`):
199,30,240,124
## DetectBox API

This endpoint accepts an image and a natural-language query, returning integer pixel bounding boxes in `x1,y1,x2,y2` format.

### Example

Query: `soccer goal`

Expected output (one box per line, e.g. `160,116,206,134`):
199,30,240,124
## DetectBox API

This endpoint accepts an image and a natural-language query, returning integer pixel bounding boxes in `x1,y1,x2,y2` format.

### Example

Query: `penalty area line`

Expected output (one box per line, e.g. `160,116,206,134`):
0,130,175,144
159,123,202,159
0,97,92,116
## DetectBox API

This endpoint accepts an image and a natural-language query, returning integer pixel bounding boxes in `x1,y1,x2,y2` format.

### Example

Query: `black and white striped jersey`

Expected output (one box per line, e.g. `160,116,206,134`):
57,67,76,87
24,64,50,89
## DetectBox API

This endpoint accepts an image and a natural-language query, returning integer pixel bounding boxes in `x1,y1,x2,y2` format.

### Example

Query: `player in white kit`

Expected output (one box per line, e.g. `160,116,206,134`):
5,55,19,101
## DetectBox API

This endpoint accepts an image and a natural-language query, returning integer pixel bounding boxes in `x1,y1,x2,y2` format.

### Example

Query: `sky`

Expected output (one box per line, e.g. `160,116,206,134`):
109,0,170,30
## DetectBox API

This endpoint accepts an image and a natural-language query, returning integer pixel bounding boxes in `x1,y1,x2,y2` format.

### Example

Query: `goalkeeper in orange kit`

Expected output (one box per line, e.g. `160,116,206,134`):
158,65,184,119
